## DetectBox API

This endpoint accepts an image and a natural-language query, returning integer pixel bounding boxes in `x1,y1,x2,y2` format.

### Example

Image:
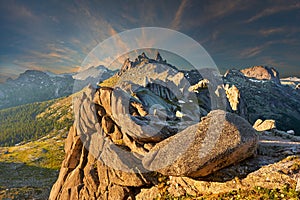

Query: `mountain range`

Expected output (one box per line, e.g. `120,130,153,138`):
0,66,115,109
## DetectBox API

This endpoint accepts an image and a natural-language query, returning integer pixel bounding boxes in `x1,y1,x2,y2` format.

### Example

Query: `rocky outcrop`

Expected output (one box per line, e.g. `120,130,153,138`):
224,84,239,111
253,119,276,131
223,69,300,135
49,85,258,199
50,86,155,200
118,52,175,76
50,55,259,199
50,54,299,199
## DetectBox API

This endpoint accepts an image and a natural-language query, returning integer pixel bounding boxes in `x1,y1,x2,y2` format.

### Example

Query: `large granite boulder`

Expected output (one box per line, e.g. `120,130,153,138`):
142,110,258,177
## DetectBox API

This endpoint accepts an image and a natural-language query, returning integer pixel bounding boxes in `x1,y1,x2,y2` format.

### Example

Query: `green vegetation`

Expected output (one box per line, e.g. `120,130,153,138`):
0,132,65,170
0,97,73,146
211,185,300,200
0,95,74,199
0,162,59,199
154,184,300,200
99,74,120,87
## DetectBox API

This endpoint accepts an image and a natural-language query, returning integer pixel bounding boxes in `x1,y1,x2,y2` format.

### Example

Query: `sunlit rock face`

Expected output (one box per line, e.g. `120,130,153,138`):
240,66,281,84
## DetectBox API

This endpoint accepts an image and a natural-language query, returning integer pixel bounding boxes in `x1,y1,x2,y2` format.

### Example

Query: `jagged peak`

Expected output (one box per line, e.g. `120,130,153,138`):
118,51,176,76
155,51,163,62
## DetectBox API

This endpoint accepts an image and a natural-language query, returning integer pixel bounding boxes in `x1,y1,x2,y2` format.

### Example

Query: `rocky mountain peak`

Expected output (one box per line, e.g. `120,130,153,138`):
240,65,281,84
155,51,163,62
118,52,176,76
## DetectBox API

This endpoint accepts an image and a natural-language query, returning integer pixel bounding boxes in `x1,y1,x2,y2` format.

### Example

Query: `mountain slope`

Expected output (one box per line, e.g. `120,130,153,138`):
0,96,73,146
0,94,76,199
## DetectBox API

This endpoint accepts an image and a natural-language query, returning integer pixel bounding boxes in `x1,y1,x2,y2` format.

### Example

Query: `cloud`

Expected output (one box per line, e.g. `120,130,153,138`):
0,65,25,82
205,0,241,20
108,24,130,53
2,1,38,22
240,45,267,58
258,27,286,36
27,50,73,63
201,0,251,23
246,2,300,23
171,0,189,30
239,38,298,59
261,56,285,67
51,65,81,74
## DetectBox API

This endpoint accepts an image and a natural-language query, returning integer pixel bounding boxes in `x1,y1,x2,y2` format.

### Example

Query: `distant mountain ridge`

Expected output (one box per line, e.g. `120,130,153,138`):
0,66,115,109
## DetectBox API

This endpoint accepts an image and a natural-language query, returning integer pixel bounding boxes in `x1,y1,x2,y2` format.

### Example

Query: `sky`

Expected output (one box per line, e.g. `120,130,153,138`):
0,0,300,82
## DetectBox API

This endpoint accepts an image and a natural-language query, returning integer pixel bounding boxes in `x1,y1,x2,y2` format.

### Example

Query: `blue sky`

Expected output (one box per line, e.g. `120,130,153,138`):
0,0,300,82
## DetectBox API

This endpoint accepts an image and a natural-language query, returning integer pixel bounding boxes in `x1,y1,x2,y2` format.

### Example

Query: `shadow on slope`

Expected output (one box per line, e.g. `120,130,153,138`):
0,162,59,200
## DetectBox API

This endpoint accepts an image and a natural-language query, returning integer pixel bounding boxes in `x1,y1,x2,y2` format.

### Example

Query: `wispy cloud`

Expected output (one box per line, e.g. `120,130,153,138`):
261,56,285,67
27,50,73,64
246,2,300,23
2,1,38,22
205,0,240,20
258,27,286,36
240,44,267,58
239,39,298,58
171,0,189,30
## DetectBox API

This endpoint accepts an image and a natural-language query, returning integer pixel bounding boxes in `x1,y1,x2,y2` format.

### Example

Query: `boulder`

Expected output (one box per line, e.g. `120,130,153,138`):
143,110,258,177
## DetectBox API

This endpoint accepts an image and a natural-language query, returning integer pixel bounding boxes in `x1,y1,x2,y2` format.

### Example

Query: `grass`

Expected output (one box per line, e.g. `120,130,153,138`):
0,128,66,199
0,95,73,199
0,162,58,200
99,74,120,87
155,185,300,200
0,131,65,170
211,185,300,200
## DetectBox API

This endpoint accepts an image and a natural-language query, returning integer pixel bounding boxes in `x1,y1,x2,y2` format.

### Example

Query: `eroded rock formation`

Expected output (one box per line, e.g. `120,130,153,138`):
49,84,258,199
50,54,259,199
50,53,300,199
